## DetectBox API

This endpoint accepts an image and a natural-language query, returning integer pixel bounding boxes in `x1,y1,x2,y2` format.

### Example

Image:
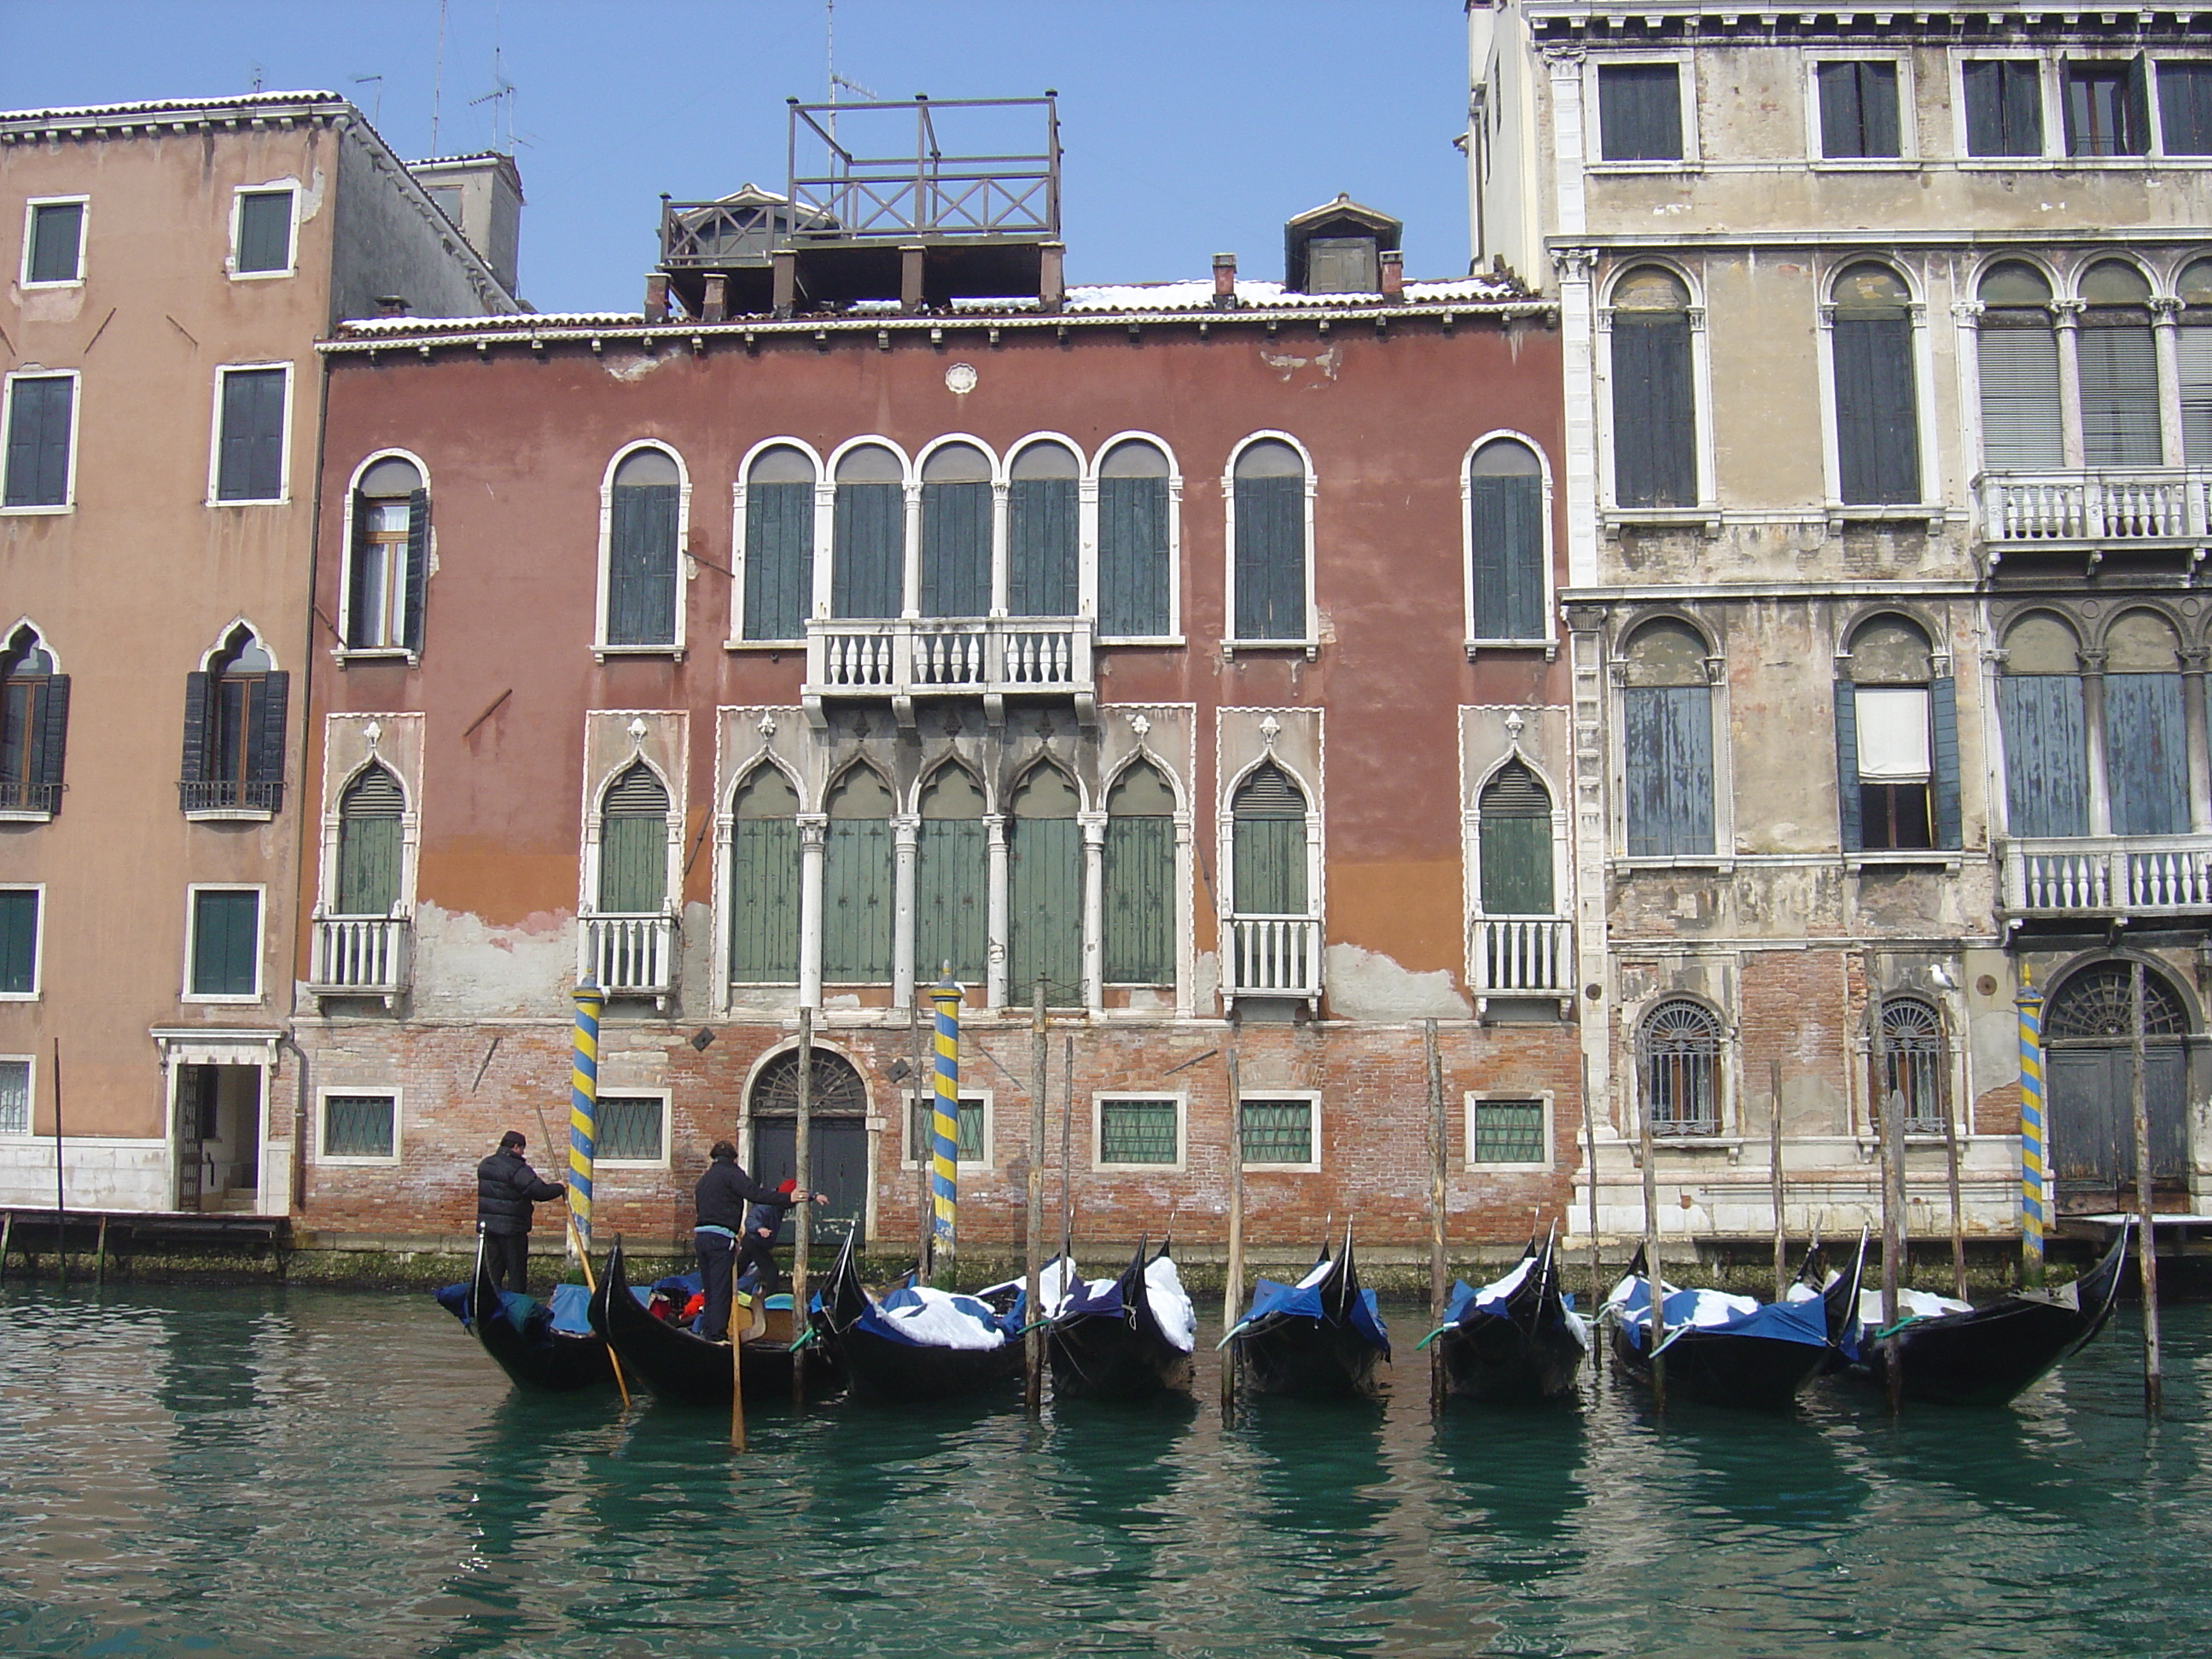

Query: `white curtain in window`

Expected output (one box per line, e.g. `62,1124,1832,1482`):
1855,687,1931,780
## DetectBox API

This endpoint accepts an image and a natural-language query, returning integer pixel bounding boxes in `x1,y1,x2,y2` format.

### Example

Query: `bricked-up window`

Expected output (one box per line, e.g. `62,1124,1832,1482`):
1964,59,2045,156
1817,61,1901,159
323,1093,395,1160
0,888,38,997
3,372,77,509
2064,57,2151,157
213,366,288,503
0,1059,28,1135
0,625,67,818
189,888,260,999
2158,61,2212,154
1598,62,1684,161
24,201,84,285
909,1094,986,1164
1471,1099,1546,1164
596,1095,666,1162
1100,1097,1179,1165
234,189,295,274
1639,998,1721,1137
1240,1097,1315,1166
740,445,815,642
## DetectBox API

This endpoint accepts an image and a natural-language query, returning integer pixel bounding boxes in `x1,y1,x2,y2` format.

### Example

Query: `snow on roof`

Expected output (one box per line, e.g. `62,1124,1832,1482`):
0,90,341,125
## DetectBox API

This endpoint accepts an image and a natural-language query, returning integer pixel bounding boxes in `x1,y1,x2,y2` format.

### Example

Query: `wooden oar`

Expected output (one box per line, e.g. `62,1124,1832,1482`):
527,1095,631,1411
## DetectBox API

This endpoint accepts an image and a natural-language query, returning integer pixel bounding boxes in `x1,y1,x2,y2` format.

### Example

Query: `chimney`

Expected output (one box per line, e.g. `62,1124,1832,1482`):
701,273,729,323
1379,249,1404,303
644,272,670,323
1039,242,1065,313
1213,252,1238,310
375,294,409,317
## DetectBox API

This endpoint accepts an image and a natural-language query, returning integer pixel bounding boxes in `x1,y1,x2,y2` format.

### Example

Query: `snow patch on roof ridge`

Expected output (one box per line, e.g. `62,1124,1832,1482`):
1,90,342,124
340,311,642,334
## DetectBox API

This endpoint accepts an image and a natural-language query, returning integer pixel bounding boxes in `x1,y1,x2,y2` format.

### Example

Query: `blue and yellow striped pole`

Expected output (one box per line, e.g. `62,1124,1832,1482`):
2017,968,2046,1287
929,975,963,1261
569,978,604,1252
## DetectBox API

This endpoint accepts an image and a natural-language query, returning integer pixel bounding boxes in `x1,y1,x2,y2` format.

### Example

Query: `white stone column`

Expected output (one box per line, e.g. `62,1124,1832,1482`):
2081,649,2111,838
2154,295,2187,468
985,813,1009,1008
1080,809,1107,1012
2054,300,2087,469
893,813,918,1008
798,812,826,1009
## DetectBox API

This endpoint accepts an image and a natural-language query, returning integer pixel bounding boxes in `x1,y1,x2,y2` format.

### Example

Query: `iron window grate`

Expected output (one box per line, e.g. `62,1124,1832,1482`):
1240,1098,1313,1165
1100,1097,1178,1164
324,1094,394,1159
1474,1099,1546,1163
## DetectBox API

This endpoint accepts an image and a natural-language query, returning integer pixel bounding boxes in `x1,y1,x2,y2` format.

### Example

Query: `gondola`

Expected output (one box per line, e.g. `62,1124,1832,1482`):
1844,1221,2131,1407
1785,1230,1873,1370
807,1226,1026,1406
1601,1247,1831,1409
431,1241,614,1394
586,1237,835,1408
1423,1231,1588,1406
1044,1238,1197,1401
1224,1230,1390,1400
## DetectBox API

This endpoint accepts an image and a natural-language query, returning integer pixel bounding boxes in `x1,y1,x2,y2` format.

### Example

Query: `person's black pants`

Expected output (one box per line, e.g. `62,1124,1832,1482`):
483,1230,530,1295
735,1230,779,1293
696,1228,739,1341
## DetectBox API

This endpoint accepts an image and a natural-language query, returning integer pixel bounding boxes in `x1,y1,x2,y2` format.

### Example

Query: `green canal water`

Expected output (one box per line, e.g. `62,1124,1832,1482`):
2,1283,2208,1658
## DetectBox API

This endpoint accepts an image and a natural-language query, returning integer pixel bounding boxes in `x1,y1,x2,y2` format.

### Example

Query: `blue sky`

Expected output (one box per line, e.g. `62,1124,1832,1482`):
0,1,1478,313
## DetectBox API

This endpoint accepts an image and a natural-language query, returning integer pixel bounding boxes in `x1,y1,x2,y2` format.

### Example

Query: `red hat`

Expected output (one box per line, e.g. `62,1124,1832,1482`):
777,1178,798,1196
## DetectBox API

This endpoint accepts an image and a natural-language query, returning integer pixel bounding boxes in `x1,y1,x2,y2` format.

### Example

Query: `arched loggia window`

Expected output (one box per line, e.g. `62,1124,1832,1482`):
832,445,904,620
1097,439,1172,637
1007,442,1079,616
604,447,682,648
0,625,66,816
1610,267,1697,509
1976,262,2062,470
335,764,405,916
822,766,893,981
2078,260,2161,468
1997,613,2088,838
1007,764,1081,1003
728,765,799,982
1620,618,1714,857
1836,614,1960,853
916,765,986,981
345,456,427,651
920,442,992,617
2104,609,2189,836
741,445,815,643
1831,264,1921,504
1104,760,1175,985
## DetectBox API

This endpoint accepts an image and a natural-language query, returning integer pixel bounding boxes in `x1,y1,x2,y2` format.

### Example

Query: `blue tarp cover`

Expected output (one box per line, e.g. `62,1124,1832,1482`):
1609,1279,1827,1354
1062,1276,1126,1318
854,1285,1021,1349
1242,1275,1391,1358
548,1284,592,1336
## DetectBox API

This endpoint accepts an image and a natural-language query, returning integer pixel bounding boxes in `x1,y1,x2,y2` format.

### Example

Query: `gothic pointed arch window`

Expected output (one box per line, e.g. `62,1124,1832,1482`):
0,624,66,816
1104,760,1175,985
832,444,904,620
920,442,993,618
602,446,683,649
1007,441,1079,617
728,765,799,983
1007,763,1081,1003
916,764,986,981
597,760,672,915
335,763,405,916
1231,763,1309,917
181,625,287,815
1639,997,1722,1137
822,765,893,981
345,455,427,652
1478,760,1553,916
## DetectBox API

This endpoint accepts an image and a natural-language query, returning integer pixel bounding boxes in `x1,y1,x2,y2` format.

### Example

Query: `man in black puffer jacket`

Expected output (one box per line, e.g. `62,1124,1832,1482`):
695,1140,825,1341
476,1131,567,1294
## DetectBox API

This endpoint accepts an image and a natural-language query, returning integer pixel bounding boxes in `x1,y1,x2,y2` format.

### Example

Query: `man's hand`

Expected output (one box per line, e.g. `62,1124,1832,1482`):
754,1226,774,1238
812,1191,830,1206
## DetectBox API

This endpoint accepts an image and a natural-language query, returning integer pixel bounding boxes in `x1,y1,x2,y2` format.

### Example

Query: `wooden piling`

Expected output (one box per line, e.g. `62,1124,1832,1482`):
1424,1019,1447,1413
0,1209,11,1284
1025,979,1048,1417
1873,964,1904,1416
2131,959,2163,1417
1770,1057,1787,1301
793,1005,813,1406
51,1039,65,1292
1220,1041,1245,1421
1639,1066,1664,1412
731,1321,747,1452
95,1214,108,1289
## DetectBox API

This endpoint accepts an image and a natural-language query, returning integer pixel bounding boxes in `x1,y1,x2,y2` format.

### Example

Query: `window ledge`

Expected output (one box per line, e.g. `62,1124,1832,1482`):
227,268,296,282
1807,158,1919,171
182,993,265,1006
593,644,686,663
723,637,804,653
19,280,84,293
1847,850,1964,870
1098,635,1187,649
1602,507,1722,536
206,497,289,509
185,808,276,824
0,992,41,1004
335,647,417,667
0,809,53,824
1222,638,1319,661
1586,160,1701,174
0,504,73,517
1613,856,1732,874
1466,637,1558,661
314,1155,400,1169
1827,503,1947,532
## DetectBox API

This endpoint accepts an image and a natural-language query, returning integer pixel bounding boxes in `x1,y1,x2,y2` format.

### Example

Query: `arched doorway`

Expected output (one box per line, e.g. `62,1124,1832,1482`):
2043,959,2192,1212
747,1046,870,1245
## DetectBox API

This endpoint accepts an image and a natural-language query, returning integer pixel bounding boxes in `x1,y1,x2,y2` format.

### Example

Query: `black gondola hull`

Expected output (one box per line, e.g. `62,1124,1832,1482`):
831,1326,1025,1406
469,1261,615,1394
587,1242,835,1408
1436,1312,1585,1406
1047,1312,1193,1400
1608,1319,1826,1411
1236,1318,1383,1400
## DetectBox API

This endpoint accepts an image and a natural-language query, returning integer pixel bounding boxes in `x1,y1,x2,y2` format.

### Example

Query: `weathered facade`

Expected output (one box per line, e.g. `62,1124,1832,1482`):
293,186,1577,1257
1468,2,2212,1245
0,93,516,1217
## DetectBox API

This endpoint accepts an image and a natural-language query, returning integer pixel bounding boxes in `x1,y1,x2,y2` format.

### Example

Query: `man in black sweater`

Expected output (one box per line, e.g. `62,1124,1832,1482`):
695,1139,826,1341
475,1131,567,1295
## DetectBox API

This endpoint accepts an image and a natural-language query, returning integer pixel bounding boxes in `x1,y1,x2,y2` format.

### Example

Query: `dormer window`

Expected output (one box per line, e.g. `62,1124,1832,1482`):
1282,195,1401,295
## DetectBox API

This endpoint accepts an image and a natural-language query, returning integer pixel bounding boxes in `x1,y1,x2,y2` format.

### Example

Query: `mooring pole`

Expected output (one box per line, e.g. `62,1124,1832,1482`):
1945,1068,1968,1302
1060,1033,1075,1264
1639,1061,1664,1413
1025,978,1048,1417
1770,1057,1787,1301
792,1004,812,1406
1220,1040,1246,1422
911,998,930,1277
1873,963,1904,1416
1425,1018,1447,1414
2131,960,2163,1417
52,1038,66,1292
0,1210,11,1284
1582,1051,1601,1375
95,1214,108,1289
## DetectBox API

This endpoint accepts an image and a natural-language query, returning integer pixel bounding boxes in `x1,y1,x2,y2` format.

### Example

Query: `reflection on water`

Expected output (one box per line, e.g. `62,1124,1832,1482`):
4,1287,2212,1656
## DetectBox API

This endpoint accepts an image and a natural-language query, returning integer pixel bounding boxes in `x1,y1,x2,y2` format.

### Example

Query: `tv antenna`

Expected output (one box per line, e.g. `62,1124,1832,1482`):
826,0,878,138
351,74,384,131
469,46,517,153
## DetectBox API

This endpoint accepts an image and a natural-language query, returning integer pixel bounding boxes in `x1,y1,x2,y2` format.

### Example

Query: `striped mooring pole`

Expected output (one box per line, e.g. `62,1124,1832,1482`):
2017,969,2046,1287
929,975,963,1265
569,978,604,1253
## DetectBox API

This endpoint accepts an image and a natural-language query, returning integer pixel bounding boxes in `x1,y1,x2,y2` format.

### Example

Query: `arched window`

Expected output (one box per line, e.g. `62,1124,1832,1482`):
742,445,815,643
920,442,992,618
748,1045,871,1240
1478,760,1553,915
1976,263,2061,470
2078,261,2160,468
1009,442,1079,617
1831,264,1921,505
1231,439,1308,643
1007,764,1081,1003
1639,998,1722,1137
1104,760,1174,984
2104,609,2188,835
728,765,798,982
346,457,426,652
1997,613,2087,837
604,447,681,647
0,625,66,816
1610,267,1697,509
182,626,287,814
1468,439,1544,641
1231,763,1308,916
2178,259,2212,465
1621,618,1714,857
335,764,405,916
1837,614,1959,853
1876,995,1948,1135
597,761,671,914
1097,439,1172,637
832,445,904,620
916,765,986,981
822,766,893,981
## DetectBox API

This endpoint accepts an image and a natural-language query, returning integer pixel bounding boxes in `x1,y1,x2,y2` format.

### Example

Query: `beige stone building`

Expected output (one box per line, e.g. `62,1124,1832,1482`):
0,92,516,1217
1468,2,2212,1252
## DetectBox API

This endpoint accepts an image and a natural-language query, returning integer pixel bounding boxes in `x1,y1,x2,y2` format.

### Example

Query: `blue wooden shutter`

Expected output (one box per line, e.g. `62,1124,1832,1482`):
1930,677,1962,851
1624,684,1714,856
1833,680,1863,852
3,376,73,508
1234,474,1305,640
1098,475,1169,635
1008,816,1083,1000
2105,672,2189,835
1103,816,1173,982
822,818,892,980
607,482,679,645
916,818,987,980
1008,476,1078,616
1612,319,1696,508
920,480,991,617
730,819,800,981
832,483,903,619
743,480,813,641
1997,675,2089,837
401,489,429,651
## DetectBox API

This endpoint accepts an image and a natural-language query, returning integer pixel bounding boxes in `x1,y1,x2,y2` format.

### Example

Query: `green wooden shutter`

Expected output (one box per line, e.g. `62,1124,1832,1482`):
3,376,72,508
1008,476,1078,615
0,888,36,995
743,480,813,641
336,766,404,915
1008,815,1083,1001
401,488,430,651
1103,816,1173,982
1930,676,1962,851
1833,679,1864,853
31,674,67,808
730,819,800,981
822,818,892,981
1234,474,1305,640
832,483,903,619
1470,474,1542,637
1232,818,1305,914
920,480,991,617
608,481,679,645
598,765,670,912
192,889,259,996
916,818,987,981
1097,474,1169,635
1478,765,1553,914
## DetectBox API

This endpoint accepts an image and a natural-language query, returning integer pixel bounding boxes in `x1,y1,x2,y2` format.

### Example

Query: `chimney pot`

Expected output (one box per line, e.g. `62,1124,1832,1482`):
1213,252,1237,310
1379,248,1405,303
375,294,409,317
